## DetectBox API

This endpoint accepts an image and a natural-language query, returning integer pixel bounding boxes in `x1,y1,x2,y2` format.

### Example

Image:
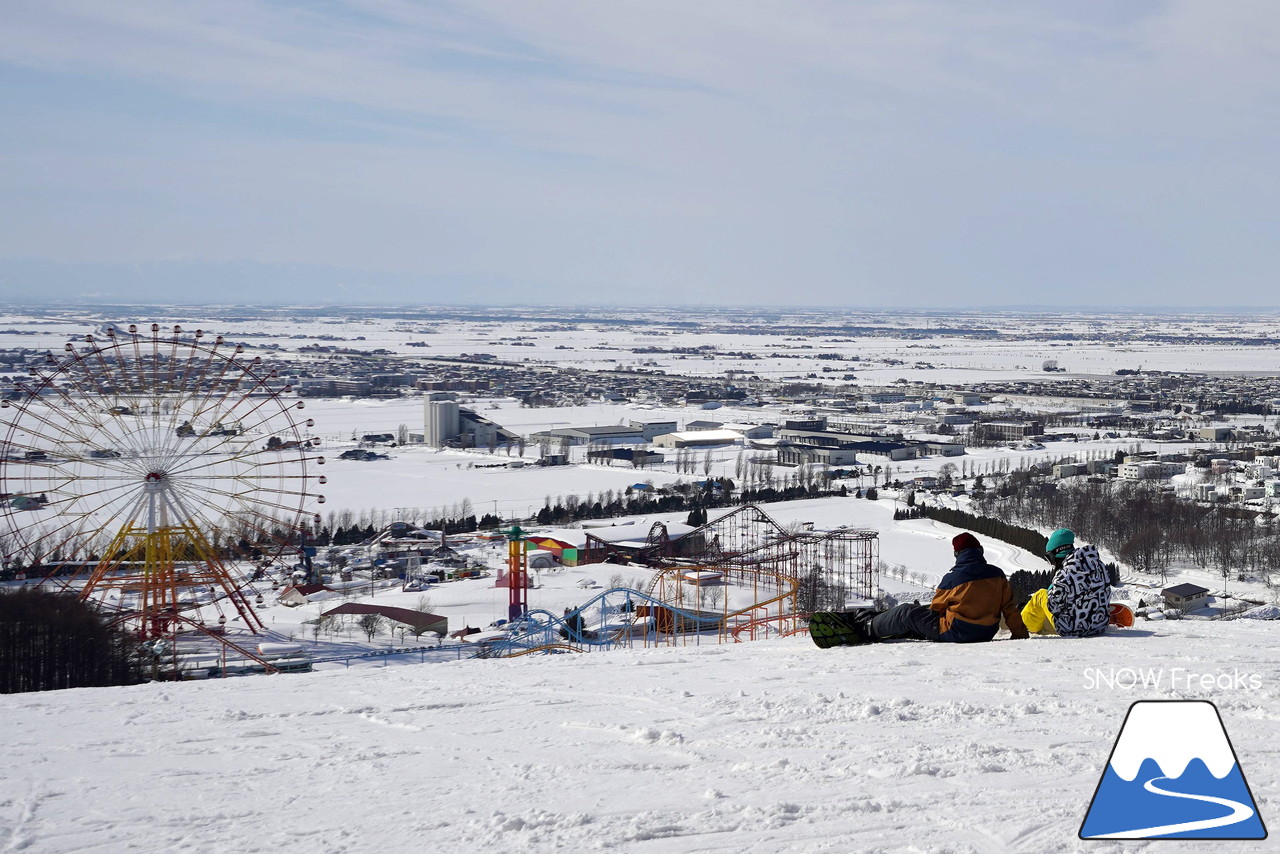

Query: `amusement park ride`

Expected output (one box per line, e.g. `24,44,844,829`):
0,325,325,665
483,504,880,657
0,324,879,668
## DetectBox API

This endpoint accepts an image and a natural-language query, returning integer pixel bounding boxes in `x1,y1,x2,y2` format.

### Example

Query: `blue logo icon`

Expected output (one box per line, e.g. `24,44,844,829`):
1080,700,1267,840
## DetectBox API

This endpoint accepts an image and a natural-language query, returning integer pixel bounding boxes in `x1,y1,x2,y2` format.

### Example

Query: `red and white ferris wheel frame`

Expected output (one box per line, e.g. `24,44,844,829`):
0,323,327,584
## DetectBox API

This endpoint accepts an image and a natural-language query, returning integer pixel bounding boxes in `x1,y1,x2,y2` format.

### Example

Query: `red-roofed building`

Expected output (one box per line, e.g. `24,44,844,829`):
321,603,448,636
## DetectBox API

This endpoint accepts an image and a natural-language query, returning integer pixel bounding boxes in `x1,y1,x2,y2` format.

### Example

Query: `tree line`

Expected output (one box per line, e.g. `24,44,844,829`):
896,505,1051,556
975,479,1280,591
534,479,847,526
896,504,1120,604
1,589,145,693
315,512,503,546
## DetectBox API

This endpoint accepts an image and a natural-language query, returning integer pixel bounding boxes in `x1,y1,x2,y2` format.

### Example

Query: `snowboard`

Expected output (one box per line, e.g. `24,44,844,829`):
1108,603,1135,628
808,611,873,648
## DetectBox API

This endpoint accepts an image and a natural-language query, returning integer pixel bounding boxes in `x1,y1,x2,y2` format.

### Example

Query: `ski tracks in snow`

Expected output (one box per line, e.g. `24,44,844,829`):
2,784,42,852
1,622,1274,852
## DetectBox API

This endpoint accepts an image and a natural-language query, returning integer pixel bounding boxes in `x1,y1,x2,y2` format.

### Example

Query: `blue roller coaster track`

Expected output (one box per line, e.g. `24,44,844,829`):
476,586,726,657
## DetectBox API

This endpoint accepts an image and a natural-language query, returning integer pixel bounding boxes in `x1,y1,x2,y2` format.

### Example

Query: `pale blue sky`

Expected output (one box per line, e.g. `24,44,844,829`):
1,1,1277,306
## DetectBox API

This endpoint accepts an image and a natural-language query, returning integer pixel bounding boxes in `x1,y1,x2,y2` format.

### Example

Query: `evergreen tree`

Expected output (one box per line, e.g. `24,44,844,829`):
1,590,146,693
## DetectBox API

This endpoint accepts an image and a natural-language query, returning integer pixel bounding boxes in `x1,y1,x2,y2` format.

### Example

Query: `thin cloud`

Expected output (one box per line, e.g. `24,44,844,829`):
0,1,1277,306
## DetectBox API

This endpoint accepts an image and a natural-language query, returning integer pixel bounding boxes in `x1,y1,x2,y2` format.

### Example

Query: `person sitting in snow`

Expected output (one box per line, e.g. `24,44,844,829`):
809,532,1028,646
1020,528,1111,638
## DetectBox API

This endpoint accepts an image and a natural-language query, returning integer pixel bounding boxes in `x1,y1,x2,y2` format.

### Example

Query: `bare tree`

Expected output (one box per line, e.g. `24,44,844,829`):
310,608,328,641
1118,526,1165,581
409,596,436,637
356,613,385,641
704,585,724,610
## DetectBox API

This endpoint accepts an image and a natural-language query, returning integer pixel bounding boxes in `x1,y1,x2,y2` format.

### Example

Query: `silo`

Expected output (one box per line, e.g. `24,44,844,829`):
424,399,461,447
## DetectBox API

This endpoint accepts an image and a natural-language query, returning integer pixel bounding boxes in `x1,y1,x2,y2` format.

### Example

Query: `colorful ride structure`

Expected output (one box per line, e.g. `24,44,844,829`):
0,324,325,667
485,504,879,656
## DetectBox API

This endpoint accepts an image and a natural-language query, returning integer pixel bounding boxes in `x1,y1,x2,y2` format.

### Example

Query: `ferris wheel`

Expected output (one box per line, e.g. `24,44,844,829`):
0,323,326,637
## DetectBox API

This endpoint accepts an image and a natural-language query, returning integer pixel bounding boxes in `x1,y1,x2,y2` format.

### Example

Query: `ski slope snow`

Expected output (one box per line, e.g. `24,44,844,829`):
1,618,1275,852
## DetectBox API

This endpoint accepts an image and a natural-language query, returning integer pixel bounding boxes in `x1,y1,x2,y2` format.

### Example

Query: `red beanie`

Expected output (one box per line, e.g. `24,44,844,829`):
952,532,981,552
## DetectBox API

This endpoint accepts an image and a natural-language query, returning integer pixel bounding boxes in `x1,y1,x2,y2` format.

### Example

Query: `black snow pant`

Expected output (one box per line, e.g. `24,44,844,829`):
870,603,943,642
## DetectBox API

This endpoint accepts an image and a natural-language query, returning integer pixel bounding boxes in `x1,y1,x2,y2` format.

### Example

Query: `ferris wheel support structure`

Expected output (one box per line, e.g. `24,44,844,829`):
0,323,326,642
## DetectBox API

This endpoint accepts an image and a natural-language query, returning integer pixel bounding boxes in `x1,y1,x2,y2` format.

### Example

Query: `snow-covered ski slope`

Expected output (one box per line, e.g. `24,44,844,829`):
2,620,1275,852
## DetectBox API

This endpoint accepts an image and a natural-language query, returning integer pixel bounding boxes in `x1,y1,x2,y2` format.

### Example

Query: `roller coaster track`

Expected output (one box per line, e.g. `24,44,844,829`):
486,558,802,657
649,565,800,631
731,612,810,642
482,586,730,657
502,643,582,657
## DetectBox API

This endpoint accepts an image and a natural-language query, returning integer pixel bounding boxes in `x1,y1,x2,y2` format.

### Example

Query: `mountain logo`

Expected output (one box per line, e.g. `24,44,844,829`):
1080,700,1267,840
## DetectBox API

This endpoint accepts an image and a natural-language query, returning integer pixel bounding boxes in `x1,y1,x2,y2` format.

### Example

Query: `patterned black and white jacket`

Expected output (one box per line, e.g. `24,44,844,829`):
1046,544,1111,638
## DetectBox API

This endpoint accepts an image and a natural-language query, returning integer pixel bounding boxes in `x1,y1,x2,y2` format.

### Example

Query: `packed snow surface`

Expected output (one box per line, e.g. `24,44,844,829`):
2,620,1276,853
1240,605,1280,621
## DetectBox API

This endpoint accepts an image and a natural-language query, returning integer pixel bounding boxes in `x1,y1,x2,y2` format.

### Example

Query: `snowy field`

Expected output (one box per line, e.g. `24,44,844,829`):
5,309,1280,389
2,618,1276,852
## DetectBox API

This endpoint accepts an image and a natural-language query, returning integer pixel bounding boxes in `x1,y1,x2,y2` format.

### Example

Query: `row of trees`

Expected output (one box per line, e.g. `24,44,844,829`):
1,589,145,693
1007,569,1057,609
534,480,848,527
315,512,503,546
318,502,482,536
976,479,1280,590
896,505,1052,557
903,503,1122,583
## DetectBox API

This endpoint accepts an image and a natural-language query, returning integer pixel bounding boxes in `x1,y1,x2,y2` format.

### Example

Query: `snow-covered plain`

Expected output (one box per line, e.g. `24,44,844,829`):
5,308,1280,388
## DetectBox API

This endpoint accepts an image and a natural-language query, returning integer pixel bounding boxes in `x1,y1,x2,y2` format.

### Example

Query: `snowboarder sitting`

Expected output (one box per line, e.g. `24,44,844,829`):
1020,528,1111,638
810,533,1028,647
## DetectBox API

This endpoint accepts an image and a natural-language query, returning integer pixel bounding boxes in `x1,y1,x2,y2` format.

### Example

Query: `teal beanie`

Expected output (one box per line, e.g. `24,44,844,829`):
1046,528,1075,558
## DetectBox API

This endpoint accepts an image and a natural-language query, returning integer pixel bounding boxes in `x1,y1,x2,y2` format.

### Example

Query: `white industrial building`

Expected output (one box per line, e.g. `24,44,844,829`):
629,420,678,441
424,398,461,447
652,429,744,448
1117,461,1183,481
777,445,859,466
684,420,774,440
529,425,646,446
424,397,519,448
1193,483,1220,502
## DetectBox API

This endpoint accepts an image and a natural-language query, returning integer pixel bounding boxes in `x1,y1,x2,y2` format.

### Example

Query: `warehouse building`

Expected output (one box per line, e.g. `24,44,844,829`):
652,429,744,448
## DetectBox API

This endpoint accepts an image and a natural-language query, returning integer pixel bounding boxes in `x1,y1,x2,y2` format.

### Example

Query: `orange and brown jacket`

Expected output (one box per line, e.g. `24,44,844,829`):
930,548,1029,642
